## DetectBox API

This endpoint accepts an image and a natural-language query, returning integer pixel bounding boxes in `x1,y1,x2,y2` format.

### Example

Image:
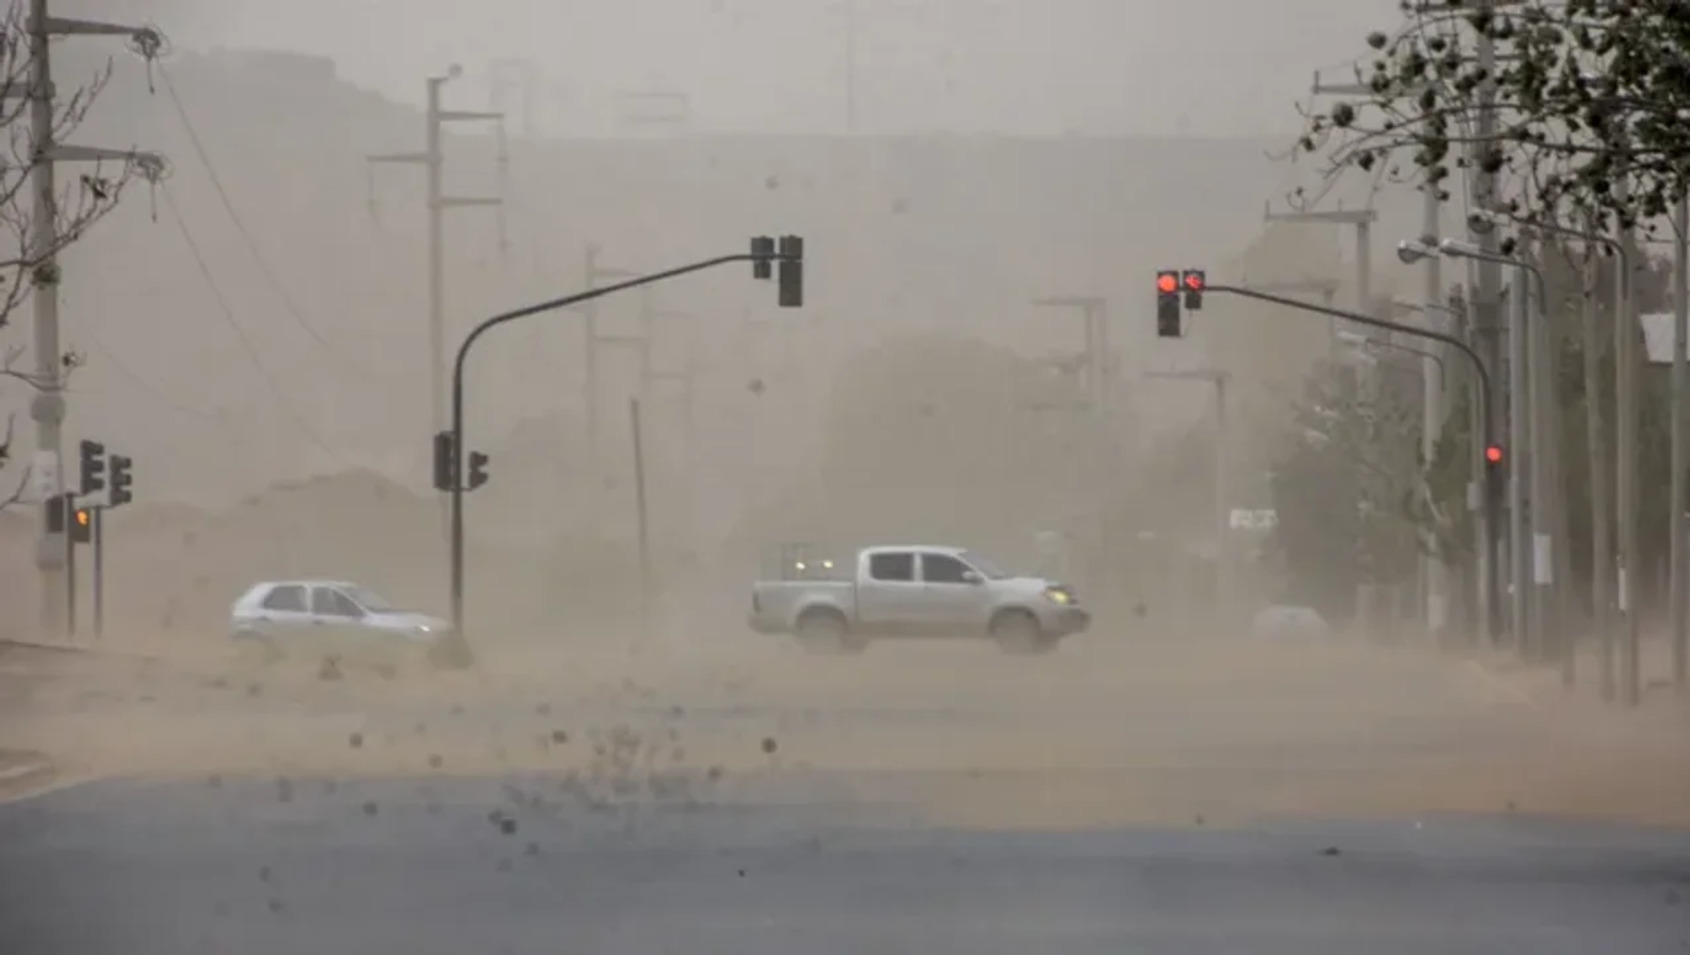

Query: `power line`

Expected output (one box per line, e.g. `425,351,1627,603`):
78,328,226,422
159,182,347,462
158,64,365,374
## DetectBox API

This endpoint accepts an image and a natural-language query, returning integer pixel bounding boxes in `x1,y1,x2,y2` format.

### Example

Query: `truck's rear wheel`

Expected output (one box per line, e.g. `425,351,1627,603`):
991,610,1053,655
795,611,865,655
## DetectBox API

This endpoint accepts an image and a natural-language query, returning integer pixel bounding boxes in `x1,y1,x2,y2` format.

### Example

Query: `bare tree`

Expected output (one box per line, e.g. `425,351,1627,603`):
0,1,165,509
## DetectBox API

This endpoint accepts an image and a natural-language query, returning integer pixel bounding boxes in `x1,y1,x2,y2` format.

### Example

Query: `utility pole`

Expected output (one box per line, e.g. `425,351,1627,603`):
843,0,858,132
1616,176,1643,704
1471,8,1509,648
1031,296,1111,413
1507,261,1532,657
488,58,538,136
576,244,639,470
1524,236,1556,663
366,68,503,501
20,4,163,636
1671,193,1688,690
1262,204,1377,354
1144,368,1231,620
1580,240,1612,696
1419,183,1449,638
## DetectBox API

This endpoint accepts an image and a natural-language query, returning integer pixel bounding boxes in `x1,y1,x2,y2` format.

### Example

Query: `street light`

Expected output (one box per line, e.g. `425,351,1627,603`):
1396,238,1437,265
1416,234,1547,658
1466,206,1635,696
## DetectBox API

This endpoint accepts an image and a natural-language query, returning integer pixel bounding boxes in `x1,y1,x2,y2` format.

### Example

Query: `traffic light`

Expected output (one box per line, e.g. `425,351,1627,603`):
1156,270,1182,337
1483,442,1506,520
466,451,489,491
108,454,133,507
432,431,456,491
1181,269,1206,310
750,235,775,280
69,506,92,545
777,234,804,308
78,439,105,496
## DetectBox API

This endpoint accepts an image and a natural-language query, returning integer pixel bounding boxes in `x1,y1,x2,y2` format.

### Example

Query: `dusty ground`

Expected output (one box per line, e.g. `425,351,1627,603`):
5,619,1688,833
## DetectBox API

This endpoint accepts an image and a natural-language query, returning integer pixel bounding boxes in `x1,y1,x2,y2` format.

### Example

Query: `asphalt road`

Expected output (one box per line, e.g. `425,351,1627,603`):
1,775,1687,955
4,634,1690,952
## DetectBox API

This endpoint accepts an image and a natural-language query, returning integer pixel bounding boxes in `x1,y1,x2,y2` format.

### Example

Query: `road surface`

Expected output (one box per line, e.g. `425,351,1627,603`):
2,634,1688,952
2,774,1687,954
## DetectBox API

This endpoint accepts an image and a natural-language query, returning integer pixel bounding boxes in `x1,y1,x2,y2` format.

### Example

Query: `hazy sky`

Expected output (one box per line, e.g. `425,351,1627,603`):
156,0,1402,137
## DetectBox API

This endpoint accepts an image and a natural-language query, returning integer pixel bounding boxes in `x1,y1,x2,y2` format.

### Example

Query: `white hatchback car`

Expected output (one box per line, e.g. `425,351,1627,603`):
229,579,457,675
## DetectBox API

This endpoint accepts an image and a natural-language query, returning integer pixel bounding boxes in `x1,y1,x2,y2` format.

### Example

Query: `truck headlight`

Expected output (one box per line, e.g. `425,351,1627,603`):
1043,588,1071,605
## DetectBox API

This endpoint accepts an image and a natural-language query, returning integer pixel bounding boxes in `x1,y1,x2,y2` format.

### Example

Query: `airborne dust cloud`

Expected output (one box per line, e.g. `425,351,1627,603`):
1,0,1687,834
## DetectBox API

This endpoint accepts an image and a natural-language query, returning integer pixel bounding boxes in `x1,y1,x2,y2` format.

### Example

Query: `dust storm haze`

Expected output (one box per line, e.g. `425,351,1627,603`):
2,0,1422,634
5,0,1688,850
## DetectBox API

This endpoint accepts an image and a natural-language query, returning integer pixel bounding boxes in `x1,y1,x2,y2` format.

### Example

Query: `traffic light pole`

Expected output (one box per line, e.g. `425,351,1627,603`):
91,504,104,638
1205,284,1501,642
63,496,76,638
448,246,798,643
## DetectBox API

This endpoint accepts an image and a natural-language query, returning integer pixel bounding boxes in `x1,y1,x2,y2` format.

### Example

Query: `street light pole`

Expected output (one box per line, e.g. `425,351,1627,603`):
1410,239,1549,656
1672,193,1689,691
1143,368,1231,619
447,242,799,641
1201,281,1501,642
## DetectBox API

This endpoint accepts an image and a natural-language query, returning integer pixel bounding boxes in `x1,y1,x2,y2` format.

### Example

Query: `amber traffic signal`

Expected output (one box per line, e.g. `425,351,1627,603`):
70,506,92,544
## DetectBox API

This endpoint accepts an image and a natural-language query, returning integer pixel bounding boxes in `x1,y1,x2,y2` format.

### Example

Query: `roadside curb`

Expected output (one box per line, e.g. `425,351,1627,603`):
0,637,163,665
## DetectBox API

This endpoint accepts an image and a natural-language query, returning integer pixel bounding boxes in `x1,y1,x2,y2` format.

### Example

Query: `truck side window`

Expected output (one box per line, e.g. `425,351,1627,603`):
868,552,915,582
921,554,971,584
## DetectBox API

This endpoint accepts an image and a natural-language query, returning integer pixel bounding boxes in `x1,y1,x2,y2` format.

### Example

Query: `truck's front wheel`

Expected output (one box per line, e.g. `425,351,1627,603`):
795,611,865,655
991,610,1054,655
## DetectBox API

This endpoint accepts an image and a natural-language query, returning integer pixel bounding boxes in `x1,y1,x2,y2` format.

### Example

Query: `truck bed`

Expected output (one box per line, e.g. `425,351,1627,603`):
749,579,854,634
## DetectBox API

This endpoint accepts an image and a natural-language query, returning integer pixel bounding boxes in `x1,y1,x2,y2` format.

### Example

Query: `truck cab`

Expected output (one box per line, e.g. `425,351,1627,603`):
749,544,1090,655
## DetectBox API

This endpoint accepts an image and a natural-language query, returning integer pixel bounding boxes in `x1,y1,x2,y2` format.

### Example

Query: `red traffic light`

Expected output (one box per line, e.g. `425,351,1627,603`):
1156,272,1179,294
74,508,90,526
1485,445,1503,464
1183,271,1205,291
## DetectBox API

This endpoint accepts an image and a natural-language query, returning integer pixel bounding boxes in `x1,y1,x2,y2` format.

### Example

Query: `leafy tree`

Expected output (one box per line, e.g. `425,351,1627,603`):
0,2,163,508
1296,0,1690,234
1269,353,1429,622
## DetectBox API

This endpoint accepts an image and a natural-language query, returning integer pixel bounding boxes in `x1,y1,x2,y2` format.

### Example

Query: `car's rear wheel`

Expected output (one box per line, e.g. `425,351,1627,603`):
991,610,1054,655
795,611,865,655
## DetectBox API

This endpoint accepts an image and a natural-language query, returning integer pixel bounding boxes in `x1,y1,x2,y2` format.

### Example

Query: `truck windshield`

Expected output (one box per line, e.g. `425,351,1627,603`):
960,551,1011,579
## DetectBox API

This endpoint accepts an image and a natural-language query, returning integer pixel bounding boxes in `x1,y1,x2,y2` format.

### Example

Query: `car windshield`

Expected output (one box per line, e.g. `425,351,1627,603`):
342,585,397,613
960,551,1011,579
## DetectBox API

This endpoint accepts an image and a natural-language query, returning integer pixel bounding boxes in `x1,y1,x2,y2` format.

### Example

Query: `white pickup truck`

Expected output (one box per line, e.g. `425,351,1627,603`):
748,544,1090,655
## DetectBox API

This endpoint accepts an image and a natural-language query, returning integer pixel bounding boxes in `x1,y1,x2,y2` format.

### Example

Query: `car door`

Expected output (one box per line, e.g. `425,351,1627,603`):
854,550,922,635
308,585,368,662
916,552,994,635
247,583,312,640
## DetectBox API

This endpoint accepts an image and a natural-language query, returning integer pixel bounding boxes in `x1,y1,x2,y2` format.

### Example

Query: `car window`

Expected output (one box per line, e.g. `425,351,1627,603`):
959,551,1010,579
867,552,915,582
311,587,365,618
342,585,396,613
921,553,973,584
259,585,306,612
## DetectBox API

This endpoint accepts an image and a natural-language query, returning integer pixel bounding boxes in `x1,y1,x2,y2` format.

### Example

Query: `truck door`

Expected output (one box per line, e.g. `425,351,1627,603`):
855,550,920,634
917,552,994,635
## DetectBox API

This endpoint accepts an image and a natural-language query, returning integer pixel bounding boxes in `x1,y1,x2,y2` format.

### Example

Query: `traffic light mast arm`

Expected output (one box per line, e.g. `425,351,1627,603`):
1205,283,1494,452
446,244,799,637
450,249,786,463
